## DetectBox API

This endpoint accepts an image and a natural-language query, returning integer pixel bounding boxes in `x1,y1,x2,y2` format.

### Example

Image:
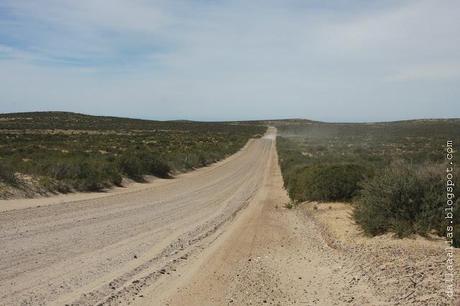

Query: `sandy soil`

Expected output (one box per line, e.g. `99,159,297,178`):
302,203,460,306
1,128,456,306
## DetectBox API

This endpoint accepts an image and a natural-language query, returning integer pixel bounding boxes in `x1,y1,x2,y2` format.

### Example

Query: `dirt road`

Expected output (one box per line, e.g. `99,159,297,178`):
0,129,272,305
0,128,383,306
140,130,383,306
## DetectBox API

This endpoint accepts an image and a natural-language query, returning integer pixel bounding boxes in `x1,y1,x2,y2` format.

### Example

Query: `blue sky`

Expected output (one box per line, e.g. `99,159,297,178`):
0,0,459,121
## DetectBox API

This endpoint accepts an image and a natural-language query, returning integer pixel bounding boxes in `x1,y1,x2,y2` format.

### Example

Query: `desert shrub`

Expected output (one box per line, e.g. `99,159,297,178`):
47,159,121,191
183,153,200,170
137,153,171,178
354,162,459,241
105,165,123,186
150,159,170,178
118,154,144,180
118,152,171,180
49,162,78,180
0,163,18,185
198,153,211,167
74,161,115,191
287,163,370,202
39,176,72,193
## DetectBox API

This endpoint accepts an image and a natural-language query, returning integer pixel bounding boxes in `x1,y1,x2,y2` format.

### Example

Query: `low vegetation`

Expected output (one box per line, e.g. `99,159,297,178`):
355,162,459,242
276,119,460,246
285,163,370,202
0,112,264,197
0,163,18,186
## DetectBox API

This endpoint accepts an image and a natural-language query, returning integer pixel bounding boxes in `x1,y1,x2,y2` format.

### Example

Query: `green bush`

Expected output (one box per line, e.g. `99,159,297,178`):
118,152,171,180
354,162,459,241
0,163,18,185
118,154,144,181
286,163,370,202
75,161,108,191
136,153,170,178
105,164,123,186
46,159,121,192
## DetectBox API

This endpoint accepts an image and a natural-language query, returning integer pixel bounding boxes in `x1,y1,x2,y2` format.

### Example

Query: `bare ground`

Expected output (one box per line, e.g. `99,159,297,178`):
0,128,457,306
148,135,383,306
301,203,460,306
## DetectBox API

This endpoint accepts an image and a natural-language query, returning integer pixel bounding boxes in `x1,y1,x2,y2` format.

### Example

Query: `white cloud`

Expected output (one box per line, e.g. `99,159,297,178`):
0,0,459,121
3,0,171,33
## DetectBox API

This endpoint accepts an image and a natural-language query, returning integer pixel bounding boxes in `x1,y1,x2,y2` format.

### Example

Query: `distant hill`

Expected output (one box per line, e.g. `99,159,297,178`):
231,119,319,126
1,111,458,131
274,117,460,139
0,111,263,131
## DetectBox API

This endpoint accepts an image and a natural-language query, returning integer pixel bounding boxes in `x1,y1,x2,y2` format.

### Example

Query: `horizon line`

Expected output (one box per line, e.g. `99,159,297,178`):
1,110,460,125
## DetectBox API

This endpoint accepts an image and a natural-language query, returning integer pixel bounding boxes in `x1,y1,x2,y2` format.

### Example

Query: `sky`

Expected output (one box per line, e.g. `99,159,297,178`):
0,0,459,122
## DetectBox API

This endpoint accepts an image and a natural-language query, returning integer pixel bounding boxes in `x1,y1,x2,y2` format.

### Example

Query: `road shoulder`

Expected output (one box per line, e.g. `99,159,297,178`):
303,202,460,305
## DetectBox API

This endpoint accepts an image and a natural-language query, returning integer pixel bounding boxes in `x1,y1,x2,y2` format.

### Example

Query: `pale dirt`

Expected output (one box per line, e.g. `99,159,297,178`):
302,203,460,306
0,128,456,306
145,132,383,306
